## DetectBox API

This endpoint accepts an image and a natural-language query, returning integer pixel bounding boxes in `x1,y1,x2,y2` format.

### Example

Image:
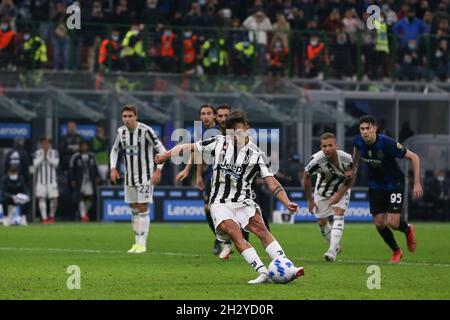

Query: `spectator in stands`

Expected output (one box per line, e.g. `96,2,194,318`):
304,34,328,79
30,0,52,41
1,165,30,226
141,0,161,25
397,38,424,81
393,6,429,48
330,31,353,79
268,0,284,22
381,2,398,27
431,38,450,81
243,10,272,74
0,0,17,21
267,39,289,76
322,8,344,35
98,30,121,72
90,125,109,185
283,0,296,24
399,121,414,143
342,8,364,44
0,18,14,70
247,0,264,17
51,1,69,70
271,12,290,51
183,2,205,27
84,0,107,72
4,137,30,183
433,2,449,28
113,0,133,27
422,10,433,31
70,141,99,223
120,23,145,72
291,8,307,77
60,121,83,172
17,29,47,70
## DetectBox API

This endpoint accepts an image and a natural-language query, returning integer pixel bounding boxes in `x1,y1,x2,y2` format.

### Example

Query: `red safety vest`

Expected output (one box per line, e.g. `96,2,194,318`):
183,35,197,64
98,39,119,64
0,29,15,50
161,33,175,57
307,43,324,60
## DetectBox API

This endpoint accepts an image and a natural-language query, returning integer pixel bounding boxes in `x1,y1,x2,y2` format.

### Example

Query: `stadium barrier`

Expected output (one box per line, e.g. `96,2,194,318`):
98,186,372,222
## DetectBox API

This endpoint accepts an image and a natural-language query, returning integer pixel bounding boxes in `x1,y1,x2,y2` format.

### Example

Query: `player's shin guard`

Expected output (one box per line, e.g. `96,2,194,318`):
137,211,150,247
320,223,332,243
330,216,344,253
265,240,286,260
131,208,139,244
241,247,268,275
38,199,48,220
376,225,400,252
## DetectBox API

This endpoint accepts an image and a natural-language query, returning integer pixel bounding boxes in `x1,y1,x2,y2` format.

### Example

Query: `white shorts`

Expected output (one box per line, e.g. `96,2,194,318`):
313,190,351,219
210,199,261,242
36,183,59,199
124,180,154,204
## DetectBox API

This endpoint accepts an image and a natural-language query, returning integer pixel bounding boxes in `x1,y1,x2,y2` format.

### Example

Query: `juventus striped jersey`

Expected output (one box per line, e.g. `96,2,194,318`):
33,148,59,185
305,150,353,197
110,122,167,187
195,135,274,205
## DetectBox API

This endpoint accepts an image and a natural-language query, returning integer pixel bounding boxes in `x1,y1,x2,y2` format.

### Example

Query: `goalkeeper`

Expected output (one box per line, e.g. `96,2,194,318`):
1,166,30,226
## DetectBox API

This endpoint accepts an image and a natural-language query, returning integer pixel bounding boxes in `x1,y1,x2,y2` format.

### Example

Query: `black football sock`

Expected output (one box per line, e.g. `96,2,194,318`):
397,220,410,235
376,226,400,252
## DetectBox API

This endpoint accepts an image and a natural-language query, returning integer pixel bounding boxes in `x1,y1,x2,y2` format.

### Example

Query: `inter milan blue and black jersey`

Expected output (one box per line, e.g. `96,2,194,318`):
354,134,407,191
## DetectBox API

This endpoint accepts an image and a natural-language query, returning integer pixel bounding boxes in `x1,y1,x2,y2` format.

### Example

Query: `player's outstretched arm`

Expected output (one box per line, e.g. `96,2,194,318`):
176,152,194,182
404,149,423,199
302,172,317,213
155,143,196,165
264,176,298,214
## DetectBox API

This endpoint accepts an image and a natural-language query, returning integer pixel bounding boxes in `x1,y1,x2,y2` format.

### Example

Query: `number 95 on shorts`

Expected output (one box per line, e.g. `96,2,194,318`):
124,180,154,204
369,188,404,215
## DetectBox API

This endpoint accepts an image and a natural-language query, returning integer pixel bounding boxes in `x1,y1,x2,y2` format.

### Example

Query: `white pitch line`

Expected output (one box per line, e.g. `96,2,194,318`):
1,246,450,268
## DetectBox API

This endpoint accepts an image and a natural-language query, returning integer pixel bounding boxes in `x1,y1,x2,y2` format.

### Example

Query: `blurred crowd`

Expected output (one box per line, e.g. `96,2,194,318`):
2,0,450,80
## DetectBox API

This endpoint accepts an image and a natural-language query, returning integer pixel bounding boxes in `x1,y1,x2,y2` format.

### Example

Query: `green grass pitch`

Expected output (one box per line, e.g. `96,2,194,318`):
0,222,449,300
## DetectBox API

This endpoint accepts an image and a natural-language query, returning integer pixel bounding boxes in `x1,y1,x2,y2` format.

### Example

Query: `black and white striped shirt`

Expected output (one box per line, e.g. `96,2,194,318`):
195,135,274,205
33,148,59,185
110,122,167,187
305,150,353,197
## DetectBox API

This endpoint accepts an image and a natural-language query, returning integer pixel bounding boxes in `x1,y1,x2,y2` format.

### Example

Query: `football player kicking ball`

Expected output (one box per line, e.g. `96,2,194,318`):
156,111,304,284
303,132,353,262
351,115,423,263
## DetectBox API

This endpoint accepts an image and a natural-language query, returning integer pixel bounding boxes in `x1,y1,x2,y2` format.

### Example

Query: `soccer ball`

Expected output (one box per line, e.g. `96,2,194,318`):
268,257,298,284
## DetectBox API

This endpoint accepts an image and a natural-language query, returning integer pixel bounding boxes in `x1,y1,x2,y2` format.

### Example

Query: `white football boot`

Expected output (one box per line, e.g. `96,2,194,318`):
248,273,270,284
